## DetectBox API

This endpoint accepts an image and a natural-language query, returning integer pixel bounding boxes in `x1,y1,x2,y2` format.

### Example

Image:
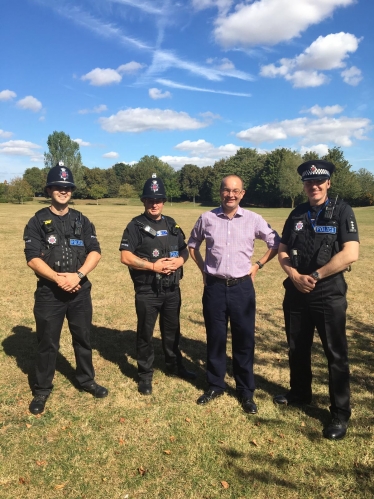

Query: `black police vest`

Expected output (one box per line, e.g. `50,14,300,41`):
36,207,87,272
129,214,183,287
287,200,345,274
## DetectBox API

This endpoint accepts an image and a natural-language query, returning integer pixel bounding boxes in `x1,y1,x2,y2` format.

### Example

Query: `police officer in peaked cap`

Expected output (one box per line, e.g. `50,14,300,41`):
24,161,108,415
119,174,196,395
274,159,360,440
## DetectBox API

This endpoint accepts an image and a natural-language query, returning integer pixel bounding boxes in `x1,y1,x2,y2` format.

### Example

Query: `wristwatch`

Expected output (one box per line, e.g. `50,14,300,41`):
256,261,264,269
76,271,85,280
311,271,321,281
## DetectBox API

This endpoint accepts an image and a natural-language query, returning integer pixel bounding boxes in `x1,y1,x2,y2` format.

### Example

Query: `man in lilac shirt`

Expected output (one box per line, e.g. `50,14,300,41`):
188,175,280,414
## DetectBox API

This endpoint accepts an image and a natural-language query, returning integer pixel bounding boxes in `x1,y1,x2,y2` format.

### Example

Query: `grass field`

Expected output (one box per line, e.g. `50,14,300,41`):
0,200,373,499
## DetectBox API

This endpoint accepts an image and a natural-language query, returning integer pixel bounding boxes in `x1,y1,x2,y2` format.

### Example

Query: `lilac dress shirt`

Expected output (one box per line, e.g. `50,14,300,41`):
188,205,280,279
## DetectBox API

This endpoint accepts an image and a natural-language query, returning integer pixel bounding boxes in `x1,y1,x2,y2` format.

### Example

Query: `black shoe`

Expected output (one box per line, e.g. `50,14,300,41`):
273,392,312,406
196,389,224,405
81,382,108,398
174,366,197,380
29,394,48,415
138,380,152,395
240,397,258,414
323,418,348,440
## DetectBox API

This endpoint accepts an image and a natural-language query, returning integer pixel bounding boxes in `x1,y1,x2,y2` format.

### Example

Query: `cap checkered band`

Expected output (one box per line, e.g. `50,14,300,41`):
301,166,330,178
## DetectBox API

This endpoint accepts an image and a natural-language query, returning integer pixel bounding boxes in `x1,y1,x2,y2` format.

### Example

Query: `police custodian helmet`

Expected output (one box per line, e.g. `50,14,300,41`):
45,161,76,189
141,173,167,199
297,160,336,182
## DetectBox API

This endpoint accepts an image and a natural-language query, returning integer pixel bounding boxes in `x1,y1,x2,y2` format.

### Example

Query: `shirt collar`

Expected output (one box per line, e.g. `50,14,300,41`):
217,205,245,218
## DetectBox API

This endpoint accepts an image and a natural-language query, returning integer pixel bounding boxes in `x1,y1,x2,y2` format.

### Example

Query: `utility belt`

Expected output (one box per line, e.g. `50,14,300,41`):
206,273,250,287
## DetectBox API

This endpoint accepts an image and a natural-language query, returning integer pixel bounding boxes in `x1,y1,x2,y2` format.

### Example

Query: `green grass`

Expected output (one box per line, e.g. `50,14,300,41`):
0,201,373,498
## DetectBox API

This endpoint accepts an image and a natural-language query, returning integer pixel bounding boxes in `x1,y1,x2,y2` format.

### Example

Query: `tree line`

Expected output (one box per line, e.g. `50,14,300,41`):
2,131,374,207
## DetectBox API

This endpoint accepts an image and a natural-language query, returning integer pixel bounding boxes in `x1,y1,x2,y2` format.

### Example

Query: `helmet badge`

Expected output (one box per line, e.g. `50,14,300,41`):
60,168,69,182
310,165,317,173
151,180,159,193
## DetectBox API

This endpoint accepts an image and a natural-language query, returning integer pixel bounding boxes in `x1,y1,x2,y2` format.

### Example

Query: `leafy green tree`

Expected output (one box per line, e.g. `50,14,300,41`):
118,183,136,203
0,182,8,200
254,148,294,207
89,184,107,205
164,173,181,205
81,167,107,199
354,168,374,206
302,150,320,162
322,147,360,202
131,156,175,194
44,131,85,191
179,164,203,205
7,177,34,204
112,163,133,185
278,150,304,208
105,168,120,197
23,166,48,195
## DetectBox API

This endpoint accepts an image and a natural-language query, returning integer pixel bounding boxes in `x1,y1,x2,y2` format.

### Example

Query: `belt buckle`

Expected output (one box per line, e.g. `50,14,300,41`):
226,278,237,287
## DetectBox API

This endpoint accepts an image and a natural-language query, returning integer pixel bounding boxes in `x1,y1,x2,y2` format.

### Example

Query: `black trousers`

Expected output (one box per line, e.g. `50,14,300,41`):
33,280,95,396
135,285,183,381
283,273,350,421
202,276,256,398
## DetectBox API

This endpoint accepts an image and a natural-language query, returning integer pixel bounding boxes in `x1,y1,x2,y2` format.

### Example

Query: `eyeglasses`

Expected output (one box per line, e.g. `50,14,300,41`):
221,188,242,195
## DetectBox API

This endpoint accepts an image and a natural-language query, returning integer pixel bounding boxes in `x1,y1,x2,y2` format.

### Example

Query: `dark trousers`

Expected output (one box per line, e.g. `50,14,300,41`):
135,286,183,381
33,280,95,396
283,274,350,421
202,276,256,398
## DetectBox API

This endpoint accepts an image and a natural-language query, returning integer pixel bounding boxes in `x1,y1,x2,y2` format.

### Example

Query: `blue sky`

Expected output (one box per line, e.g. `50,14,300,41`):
1,0,373,181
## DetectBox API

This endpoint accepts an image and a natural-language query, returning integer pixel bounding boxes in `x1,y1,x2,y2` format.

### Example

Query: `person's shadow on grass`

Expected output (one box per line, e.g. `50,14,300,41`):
3,325,81,391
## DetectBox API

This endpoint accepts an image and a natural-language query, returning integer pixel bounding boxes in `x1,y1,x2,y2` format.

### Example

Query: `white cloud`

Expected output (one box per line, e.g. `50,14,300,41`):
149,88,172,99
156,79,251,97
300,144,329,156
341,66,363,86
82,68,122,86
82,61,144,86
160,155,212,168
16,96,42,112
99,108,209,133
192,0,233,14
236,116,372,148
147,50,253,82
78,104,108,114
0,140,42,157
0,129,13,139
302,104,344,117
103,151,119,158
73,138,91,147
286,70,329,88
0,89,17,101
206,57,235,70
44,4,151,51
160,139,241,168
117,61,145,73
214,0,355,48
107,0,164,15
175,139,239,157
260,32,362,87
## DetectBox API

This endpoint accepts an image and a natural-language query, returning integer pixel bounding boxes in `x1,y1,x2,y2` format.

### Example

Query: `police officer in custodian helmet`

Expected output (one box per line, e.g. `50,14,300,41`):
274,160,359,440
119,174,196,395
24,162,108,415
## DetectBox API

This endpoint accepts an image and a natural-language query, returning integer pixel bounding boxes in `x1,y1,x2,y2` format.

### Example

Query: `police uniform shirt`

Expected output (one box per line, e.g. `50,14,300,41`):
119,215,186,257
281,201,360,247
24,209,101,264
